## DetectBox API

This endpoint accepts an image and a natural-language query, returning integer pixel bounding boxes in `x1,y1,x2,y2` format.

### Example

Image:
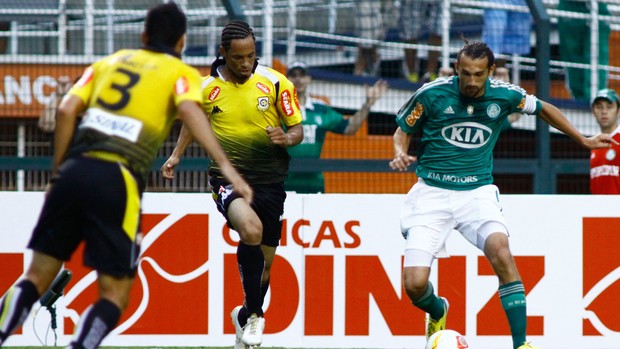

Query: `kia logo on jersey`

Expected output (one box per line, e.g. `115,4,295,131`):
441,122,492,149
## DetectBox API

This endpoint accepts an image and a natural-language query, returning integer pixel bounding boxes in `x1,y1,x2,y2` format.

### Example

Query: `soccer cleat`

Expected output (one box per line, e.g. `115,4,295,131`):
230,305,247,349
517,342,541,349
426,297,449,339
242,313,265,347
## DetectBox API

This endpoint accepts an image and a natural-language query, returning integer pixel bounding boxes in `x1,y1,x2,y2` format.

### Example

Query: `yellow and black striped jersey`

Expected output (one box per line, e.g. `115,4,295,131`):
203,63,303,184
67,48,203,183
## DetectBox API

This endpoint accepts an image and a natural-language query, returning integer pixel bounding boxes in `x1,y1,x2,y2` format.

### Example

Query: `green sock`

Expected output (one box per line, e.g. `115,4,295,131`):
499,281,527,349
412,282,445,320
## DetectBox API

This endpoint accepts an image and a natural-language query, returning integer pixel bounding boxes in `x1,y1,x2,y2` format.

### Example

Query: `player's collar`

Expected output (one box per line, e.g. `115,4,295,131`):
210,57,260,77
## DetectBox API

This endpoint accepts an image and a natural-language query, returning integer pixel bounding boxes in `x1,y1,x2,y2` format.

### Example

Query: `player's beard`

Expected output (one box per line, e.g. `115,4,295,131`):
462,84,484,98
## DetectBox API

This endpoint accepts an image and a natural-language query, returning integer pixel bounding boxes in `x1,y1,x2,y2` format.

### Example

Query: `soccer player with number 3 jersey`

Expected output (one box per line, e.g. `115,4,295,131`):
0,4,250,348
390,41,617,349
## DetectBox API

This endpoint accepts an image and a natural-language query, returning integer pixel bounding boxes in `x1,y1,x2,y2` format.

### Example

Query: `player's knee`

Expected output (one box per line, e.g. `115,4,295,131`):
238,217,263,245
403,273,427,298
98,275,134,311
487,245,516,274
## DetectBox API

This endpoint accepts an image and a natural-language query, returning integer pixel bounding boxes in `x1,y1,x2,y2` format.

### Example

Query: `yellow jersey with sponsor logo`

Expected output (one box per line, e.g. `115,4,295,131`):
67,48,203,184
203,64,302,184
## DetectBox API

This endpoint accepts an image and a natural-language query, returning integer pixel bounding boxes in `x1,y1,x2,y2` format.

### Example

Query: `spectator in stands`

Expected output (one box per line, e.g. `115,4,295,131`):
353,0,393,76
285,62,389,193
493,66,523,130
481,0,532,67
590,88,620,194
389,40,617,349
558,0,610,102
0,3,251,349
398,0,442,83
438,67,455,78
38,75,73,133
493,66,510,82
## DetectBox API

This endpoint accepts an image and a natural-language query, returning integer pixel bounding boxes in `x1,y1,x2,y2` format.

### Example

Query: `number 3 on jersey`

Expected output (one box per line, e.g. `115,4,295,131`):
97,68,140,111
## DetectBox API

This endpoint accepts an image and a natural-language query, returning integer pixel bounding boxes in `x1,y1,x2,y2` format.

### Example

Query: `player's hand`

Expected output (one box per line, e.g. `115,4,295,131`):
266,126,288,147
161,155,180,179
366,79,389,106
389,152,417,171
233,179,254,205
586,133,619,149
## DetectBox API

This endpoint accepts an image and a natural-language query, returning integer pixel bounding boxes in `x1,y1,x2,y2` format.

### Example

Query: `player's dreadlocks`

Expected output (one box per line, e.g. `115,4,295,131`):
220,20,255,51
457,39,495,69
211,19,259,76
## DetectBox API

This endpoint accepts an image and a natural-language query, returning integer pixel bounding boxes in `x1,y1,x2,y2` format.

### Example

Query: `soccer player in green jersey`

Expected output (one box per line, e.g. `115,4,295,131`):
390,41,616,349
285,61,388,193
0,3,251,349
162,20,303,349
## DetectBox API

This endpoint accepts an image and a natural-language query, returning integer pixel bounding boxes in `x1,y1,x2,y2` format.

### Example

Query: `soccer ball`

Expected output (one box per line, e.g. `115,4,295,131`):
425,329,469,349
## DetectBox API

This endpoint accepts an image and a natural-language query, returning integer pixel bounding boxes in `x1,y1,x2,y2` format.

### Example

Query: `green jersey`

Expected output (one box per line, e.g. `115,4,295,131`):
285,97,348,193
396,76,542,190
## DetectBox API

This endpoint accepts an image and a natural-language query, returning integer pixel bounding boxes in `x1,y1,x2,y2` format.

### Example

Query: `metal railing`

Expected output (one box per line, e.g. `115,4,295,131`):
0,0,616,193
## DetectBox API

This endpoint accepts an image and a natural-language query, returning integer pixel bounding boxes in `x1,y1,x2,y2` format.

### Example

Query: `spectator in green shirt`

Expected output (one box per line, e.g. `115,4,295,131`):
285,62,388,193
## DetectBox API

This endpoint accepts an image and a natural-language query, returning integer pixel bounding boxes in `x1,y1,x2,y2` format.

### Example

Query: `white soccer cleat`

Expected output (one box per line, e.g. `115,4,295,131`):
242,313,265,347
230,305,247,349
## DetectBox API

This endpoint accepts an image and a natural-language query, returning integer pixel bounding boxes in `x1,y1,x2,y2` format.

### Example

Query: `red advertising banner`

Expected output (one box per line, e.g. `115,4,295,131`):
0,64,211,118
0,193,619,348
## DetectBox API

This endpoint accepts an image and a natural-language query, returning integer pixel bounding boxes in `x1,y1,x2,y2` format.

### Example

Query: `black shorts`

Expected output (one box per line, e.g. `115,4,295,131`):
28,156,142,277
210,178,286,247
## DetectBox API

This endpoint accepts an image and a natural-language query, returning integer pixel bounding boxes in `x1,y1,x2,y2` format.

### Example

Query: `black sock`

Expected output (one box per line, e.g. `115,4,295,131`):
237,242,265,318
0,279,40,345
260,279,270,309
67,299,121,349
237,306,248,327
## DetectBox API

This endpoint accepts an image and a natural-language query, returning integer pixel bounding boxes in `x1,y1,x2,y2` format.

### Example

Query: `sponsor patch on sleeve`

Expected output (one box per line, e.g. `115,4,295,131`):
175,76,189,95
293,89,301,110
76,67,94,87
405,102,424,126
280,90,294,116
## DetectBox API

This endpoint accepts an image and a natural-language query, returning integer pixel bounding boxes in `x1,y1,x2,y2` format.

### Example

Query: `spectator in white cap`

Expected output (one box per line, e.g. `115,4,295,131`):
285,62,388,193
590,88,620,194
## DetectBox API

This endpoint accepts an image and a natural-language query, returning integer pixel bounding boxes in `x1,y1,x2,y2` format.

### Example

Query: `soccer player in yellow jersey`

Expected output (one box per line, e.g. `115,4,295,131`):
162,20,303,349
0,3,251,348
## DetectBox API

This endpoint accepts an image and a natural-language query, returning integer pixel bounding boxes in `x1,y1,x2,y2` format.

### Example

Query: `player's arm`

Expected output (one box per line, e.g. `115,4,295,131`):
538,100,617,149
161,122,194,179
389,127,416,171
344,79,389,135
175,100,253,203
53,95,85,175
